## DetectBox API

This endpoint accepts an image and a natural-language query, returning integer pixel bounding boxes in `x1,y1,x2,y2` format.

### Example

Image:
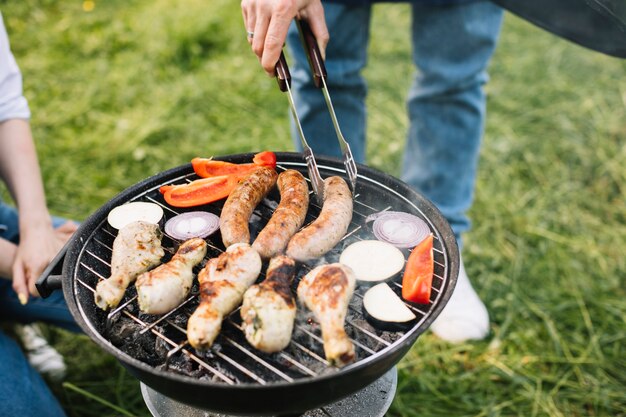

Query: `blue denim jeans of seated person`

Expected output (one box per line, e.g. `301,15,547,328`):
0,200,80,417
286,1,503,247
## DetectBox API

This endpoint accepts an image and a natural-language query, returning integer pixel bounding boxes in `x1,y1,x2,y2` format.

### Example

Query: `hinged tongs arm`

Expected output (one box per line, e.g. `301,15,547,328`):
295,19,358,195
275,51,325,206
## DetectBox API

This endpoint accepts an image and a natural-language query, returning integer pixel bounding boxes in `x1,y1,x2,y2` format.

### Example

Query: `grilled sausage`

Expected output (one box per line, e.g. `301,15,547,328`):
252,170,309,259
297,263,356,367
220,167,278,248
187,243,262,350
241,255,297,353
286,176,352,262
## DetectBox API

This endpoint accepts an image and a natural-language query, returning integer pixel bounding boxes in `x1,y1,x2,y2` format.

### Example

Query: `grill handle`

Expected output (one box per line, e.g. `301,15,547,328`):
35,240,69,298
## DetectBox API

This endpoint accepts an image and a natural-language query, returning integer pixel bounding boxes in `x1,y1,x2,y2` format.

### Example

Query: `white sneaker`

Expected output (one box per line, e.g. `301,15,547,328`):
16,324,67,381
430,259,490,343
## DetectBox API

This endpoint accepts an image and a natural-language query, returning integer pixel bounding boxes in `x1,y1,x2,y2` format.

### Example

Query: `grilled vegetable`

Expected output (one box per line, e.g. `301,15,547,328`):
159,175,239,208
252,151,277,168
363,283,417,331
191,151,276,178
365,210,430,249
107,201,164,230
162,152,277,208
339,240,405,283
401,234,434,304
164,211,220,240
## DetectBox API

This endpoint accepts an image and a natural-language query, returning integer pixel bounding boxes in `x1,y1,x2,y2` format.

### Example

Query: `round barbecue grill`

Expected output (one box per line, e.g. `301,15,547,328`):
38,152,459,416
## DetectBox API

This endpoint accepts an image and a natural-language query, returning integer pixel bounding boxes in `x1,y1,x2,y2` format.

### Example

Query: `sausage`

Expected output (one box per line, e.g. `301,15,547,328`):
220,166,278,248
252,170,309,259
286,176,352,262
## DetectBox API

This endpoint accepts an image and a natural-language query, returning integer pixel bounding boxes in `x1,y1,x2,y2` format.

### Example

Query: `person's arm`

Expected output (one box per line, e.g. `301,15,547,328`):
0,119,65,301
241,0,329,76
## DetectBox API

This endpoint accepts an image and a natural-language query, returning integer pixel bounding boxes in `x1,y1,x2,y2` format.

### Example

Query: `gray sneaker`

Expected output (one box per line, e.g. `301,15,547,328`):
16,324,67,381
430,259,490,343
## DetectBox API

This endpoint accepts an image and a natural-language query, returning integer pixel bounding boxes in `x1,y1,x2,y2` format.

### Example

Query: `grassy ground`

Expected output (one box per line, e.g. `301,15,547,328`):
2,1,625,416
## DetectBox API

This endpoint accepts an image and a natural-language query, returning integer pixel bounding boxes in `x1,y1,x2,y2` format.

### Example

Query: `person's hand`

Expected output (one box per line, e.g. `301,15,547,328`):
12,220,78,302
241,0,329,76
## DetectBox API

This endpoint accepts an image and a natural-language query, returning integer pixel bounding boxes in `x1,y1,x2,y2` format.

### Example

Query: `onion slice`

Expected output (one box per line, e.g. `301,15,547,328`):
339,240,405,283
365,211,430,248
107,202,164,230
164,211,220,240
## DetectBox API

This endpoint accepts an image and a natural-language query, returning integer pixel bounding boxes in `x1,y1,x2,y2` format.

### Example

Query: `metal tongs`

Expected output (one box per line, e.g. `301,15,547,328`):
276,50,325,206
295,19,358,195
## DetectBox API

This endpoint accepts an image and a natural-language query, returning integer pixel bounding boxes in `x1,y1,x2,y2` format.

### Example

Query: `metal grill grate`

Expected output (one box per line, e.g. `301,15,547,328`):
71,160,450,386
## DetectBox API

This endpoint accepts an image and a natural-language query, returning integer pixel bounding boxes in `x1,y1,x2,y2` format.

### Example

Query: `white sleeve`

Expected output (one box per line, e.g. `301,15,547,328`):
0,12,31,123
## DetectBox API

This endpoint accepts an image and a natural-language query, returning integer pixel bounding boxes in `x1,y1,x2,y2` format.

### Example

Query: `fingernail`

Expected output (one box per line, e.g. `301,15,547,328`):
18,293,28,305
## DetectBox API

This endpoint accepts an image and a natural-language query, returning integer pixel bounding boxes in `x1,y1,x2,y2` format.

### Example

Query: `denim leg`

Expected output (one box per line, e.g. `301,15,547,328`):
0,200,81,332
0,200,20,243
286,3,371,164
0,331,67,417
0,279,81,332
403,2,503,244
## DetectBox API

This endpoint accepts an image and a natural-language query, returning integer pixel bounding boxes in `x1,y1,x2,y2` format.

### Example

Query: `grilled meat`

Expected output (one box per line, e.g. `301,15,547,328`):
297,263,356,367
241,255,297,353
252,170,309,259
136,238,207,315
187,243,262,350
286,176,352,262
95,221,164,310
220,167,278,248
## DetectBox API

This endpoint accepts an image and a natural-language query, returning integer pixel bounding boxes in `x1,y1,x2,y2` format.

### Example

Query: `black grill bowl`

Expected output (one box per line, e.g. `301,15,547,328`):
39,152,459,416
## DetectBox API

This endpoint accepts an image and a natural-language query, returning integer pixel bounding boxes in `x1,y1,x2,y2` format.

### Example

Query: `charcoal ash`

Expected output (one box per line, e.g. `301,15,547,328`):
107,315,164,366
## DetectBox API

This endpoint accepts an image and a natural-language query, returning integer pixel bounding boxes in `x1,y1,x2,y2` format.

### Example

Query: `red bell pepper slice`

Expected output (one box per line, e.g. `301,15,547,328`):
159,175,239,208
191,151,276,178
401,234,434,304
191,158,260,178
252,151,277,168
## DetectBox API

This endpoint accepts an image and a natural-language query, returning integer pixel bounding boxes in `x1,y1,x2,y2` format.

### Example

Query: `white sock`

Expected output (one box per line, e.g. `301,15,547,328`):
430,259,489,343
17,324,67,381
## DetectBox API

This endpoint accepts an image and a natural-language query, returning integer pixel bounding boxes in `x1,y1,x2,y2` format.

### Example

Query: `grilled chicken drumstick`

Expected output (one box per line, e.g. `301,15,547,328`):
136,238,207,315
297,263,356,367
95,221,164,310
241,255,297,353
187,243,262,350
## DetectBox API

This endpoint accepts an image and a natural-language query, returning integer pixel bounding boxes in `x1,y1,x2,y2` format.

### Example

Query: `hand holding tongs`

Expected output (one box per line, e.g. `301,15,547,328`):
276,49,326,206
295,19,358,195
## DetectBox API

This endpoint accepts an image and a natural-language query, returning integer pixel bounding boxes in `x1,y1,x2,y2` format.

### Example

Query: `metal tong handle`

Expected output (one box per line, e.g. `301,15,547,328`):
296,19,358,195
276,52,325,206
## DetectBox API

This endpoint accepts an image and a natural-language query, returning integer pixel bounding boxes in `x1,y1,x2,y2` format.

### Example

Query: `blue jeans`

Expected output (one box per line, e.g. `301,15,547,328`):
286,1,503,245
0,201,78,417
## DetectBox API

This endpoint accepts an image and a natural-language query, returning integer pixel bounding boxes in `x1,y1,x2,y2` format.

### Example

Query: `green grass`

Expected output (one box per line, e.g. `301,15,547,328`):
2,1,625,416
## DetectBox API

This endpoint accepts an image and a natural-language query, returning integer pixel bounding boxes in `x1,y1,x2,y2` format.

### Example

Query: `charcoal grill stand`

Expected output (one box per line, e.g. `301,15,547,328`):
141,366,397,417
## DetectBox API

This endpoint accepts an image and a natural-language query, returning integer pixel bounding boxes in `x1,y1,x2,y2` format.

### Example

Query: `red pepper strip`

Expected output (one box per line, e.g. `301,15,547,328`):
401,234,434,304
253,151,277,168
159,175,239,208
192,151,277,178
191,158,260,178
